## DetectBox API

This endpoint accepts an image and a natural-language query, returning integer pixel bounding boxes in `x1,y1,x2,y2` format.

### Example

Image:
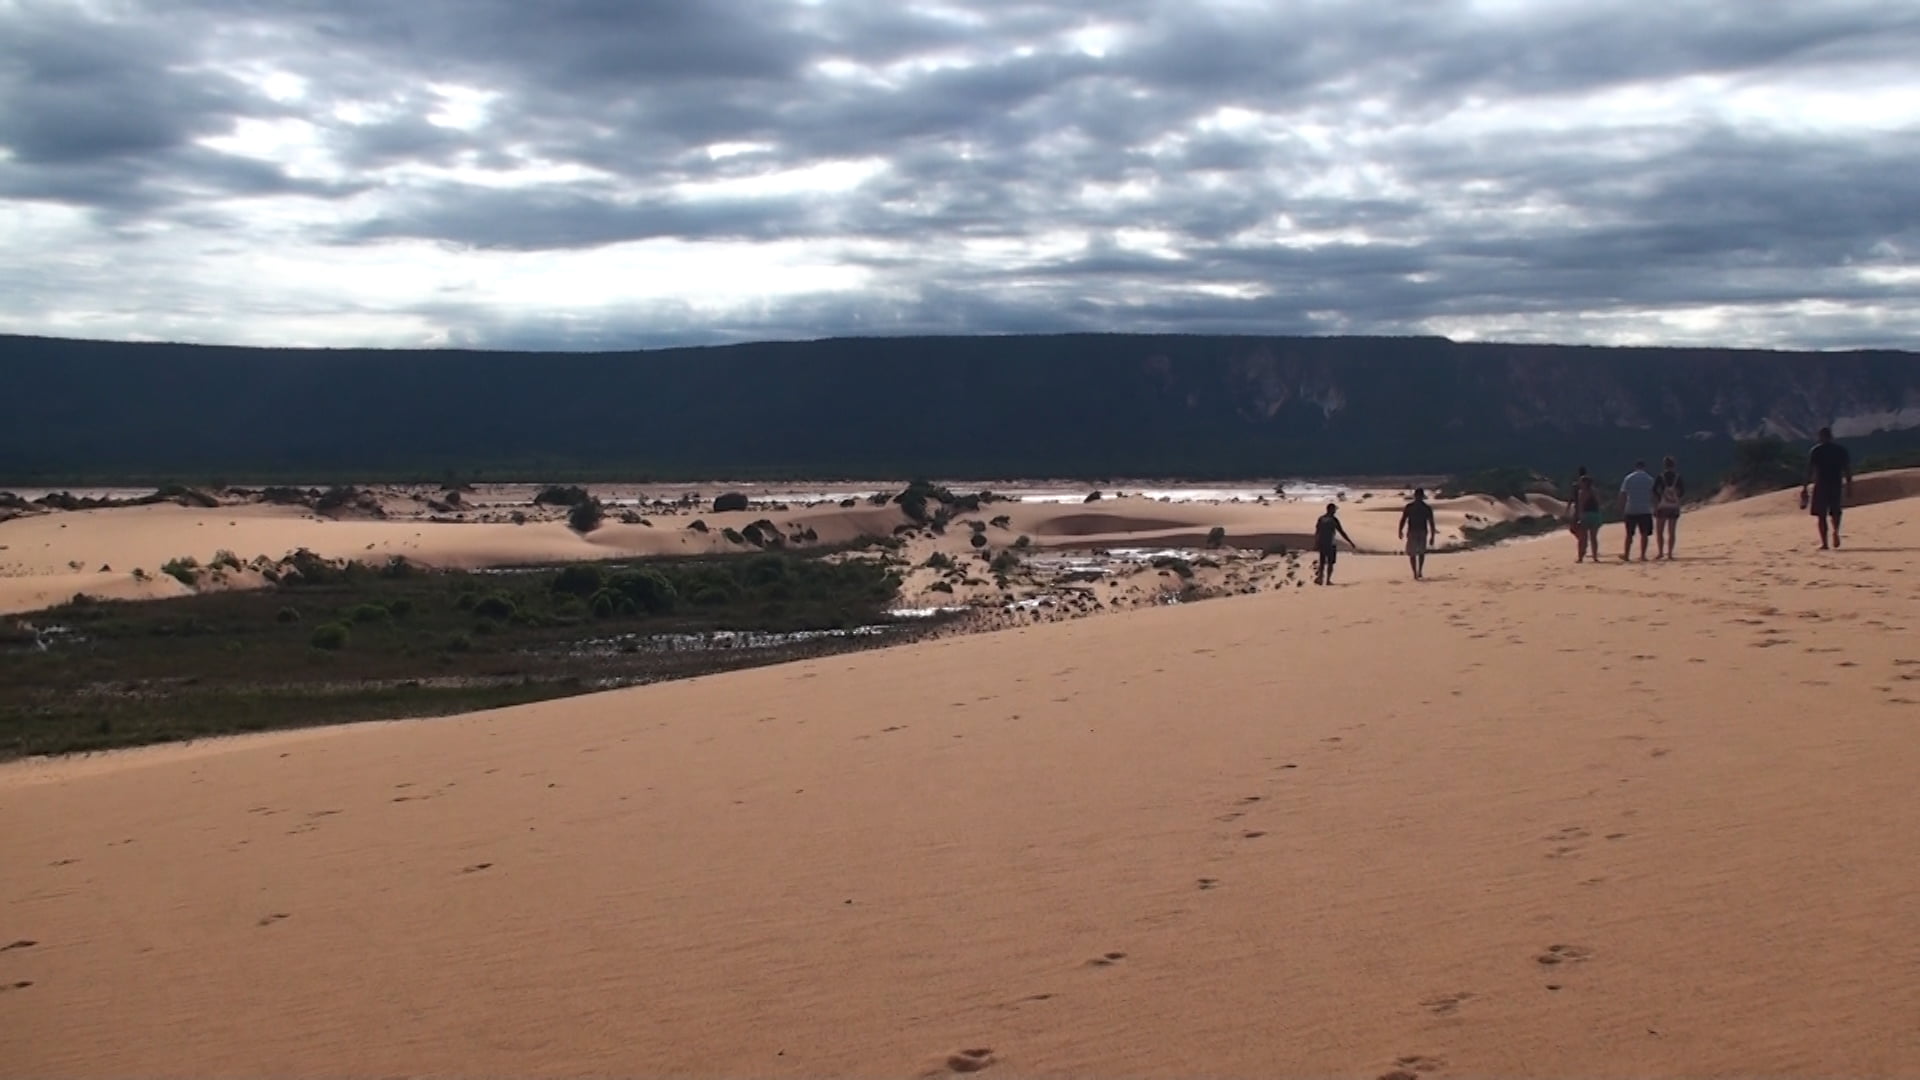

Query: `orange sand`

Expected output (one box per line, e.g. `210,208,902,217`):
6,477,1920,1076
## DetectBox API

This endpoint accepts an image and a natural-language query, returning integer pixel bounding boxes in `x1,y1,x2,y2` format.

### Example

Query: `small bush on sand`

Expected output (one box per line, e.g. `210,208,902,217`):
568,498,606,534
161,557,200,586
969,533,988,549
929,581,954,594
1013,535,1032,550
1084,490,1104,503
990,551,1020,574
535,485,591,507
712,492,750,512
1151,556,1194,578
721,527,746,545
687,519,710,533
310,623,350,650
1724,436,1803,495
1206,526,1227,548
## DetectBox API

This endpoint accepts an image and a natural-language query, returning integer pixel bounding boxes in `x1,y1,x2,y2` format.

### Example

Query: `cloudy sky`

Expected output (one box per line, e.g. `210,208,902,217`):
3,0,1918,351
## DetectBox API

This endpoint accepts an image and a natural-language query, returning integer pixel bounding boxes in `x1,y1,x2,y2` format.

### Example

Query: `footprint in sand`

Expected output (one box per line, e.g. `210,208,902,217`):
460,862,494,874
1197,877,1220,891
938,1047,995,1074
1420,992,1474,1017
1535,944,1593,966
1,940,36,953
1378,1054,1447,1079
1085,951,1127,968
256,913,290,927
1242,830,1268,840
0,981,32,993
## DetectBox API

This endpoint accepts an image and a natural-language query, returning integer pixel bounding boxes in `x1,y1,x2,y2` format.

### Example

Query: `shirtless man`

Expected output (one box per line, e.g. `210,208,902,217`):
1398,487,1439,580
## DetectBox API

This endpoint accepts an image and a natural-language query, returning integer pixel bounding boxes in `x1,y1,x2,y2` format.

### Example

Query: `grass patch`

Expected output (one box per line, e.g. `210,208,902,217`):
1,551,936,759
1446,514,1565,550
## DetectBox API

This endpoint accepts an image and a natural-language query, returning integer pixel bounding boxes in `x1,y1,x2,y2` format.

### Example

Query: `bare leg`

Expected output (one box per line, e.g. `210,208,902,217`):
1832,512,1842,548
1818,515,1830,549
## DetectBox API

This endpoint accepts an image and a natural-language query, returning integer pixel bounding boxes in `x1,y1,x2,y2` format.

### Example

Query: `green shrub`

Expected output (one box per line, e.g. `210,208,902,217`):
969,533,988,549
1013,535,1032,550
535,484,591,507
688,519,710,533
1206,526,1227,548
447,633,473,653
1440,467,1546,501
1725,436,1803,495
609,569,677,613
473,594,517,620
990,551,1020,574
552,564,605,597
161,557,200,586
924,552,955,570
387,597,414,618
310,623,350,650
721,527,746,545
349,603,390,624
275,606,301,624
568,498,606,534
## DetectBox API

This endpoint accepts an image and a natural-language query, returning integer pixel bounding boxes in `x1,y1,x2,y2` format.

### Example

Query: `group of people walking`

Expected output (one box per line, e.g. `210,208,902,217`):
1567,457,1688,563
1303,427,1856,583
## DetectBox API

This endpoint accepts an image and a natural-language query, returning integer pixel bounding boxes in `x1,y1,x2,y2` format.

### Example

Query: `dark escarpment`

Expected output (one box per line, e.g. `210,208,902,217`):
3,333,1917,482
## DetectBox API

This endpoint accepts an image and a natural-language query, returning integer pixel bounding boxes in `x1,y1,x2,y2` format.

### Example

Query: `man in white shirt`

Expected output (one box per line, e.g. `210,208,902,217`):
1618,460,1656,562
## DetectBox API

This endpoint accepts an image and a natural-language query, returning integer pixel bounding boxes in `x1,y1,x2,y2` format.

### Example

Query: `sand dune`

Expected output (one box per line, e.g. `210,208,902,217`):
8,477,1920,1076
0,489,1524,616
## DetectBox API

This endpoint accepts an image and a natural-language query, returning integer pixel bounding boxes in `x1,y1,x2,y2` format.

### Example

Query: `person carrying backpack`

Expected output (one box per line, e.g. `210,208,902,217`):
1653,456,1685,559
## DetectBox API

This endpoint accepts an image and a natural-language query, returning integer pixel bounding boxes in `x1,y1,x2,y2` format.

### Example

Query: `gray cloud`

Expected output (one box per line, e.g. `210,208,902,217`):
1,0,1917,350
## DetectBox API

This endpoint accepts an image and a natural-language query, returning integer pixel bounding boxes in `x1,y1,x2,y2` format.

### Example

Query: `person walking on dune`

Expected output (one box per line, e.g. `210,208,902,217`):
1618,460,1656,562
1653,456,1685,559
1398,487,1438,580
1570,470,1604,563
1803,427,1853,549
1313,503,1357,585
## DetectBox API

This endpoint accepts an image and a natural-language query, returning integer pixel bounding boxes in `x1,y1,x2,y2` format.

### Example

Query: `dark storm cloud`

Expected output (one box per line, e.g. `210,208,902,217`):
1,0,1918,349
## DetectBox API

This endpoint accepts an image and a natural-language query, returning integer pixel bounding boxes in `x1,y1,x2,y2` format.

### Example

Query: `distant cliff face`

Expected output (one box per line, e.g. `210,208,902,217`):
1,333,1916,481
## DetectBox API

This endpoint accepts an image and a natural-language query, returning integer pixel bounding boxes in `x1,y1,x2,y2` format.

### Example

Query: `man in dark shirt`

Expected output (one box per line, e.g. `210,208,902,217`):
1313,503,1357,585
1397,487,1439,580
1802,427,1853,549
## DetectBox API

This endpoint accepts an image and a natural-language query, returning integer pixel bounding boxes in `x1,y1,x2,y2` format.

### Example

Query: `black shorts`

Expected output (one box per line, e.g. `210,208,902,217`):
1809,485,1844,518
1625,513,1654,537
1316,545,1337,565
